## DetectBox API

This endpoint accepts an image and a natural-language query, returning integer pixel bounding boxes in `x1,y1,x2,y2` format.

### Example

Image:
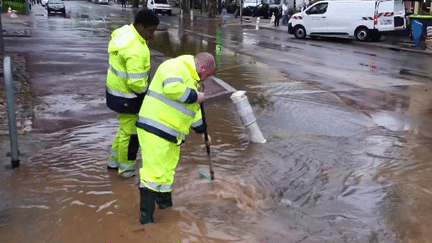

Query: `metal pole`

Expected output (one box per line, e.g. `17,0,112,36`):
0,10,4,54
25,0,30,15
240,0,242,24
4,56,20,168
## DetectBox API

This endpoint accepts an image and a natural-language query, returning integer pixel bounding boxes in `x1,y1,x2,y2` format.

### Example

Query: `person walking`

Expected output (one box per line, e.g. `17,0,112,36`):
106,9,159,178
281,3,288,25
136,52,216,225
121,0,126,9
274,4,282,26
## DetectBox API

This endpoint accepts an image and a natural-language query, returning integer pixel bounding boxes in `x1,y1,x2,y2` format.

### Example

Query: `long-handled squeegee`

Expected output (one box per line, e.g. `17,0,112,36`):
198,102,214,181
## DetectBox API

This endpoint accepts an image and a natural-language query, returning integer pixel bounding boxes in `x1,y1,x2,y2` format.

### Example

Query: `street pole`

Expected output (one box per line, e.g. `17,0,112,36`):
25,0,30,15
4,56,20,168
0,11,4,54
240,0,242,24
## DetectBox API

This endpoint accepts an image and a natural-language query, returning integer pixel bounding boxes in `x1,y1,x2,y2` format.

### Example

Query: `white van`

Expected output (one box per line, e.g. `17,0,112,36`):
243,0,259,8
288,0,407,41
147,0,172,16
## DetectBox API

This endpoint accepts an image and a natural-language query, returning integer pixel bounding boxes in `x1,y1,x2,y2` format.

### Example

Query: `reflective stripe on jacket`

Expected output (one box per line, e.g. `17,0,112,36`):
136,55,206,145
106,24,150,114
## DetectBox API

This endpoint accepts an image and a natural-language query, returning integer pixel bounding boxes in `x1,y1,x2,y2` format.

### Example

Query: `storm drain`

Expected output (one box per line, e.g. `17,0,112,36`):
204,76,237,100
3,29,31,37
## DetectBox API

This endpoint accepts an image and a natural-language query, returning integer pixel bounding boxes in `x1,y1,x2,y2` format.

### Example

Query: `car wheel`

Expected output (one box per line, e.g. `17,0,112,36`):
294,26,306,39
355,27,369,42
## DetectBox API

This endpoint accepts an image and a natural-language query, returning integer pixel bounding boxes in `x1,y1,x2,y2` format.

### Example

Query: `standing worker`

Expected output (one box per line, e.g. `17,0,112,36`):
136,52,216,224
106,9,159,178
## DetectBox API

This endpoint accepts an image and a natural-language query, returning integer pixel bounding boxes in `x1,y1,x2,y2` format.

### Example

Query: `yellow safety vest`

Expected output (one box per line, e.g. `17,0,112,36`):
106,24,150,114
136,55,206,145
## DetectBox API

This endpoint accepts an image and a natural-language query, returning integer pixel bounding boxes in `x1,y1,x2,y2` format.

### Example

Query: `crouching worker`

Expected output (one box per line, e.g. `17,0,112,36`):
136,52,216,224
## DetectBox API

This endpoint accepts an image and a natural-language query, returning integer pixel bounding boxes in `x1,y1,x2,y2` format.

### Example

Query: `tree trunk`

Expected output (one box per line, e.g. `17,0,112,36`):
208,0,217,17
182,0,189,11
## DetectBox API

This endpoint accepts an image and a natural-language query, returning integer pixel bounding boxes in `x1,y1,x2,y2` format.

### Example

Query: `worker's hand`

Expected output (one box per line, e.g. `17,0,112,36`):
197,92,205,104
203,134,211,146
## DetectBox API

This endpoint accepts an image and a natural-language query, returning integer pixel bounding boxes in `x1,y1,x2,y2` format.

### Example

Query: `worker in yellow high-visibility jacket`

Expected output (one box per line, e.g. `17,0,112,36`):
136,53,216,224
106,9,159,178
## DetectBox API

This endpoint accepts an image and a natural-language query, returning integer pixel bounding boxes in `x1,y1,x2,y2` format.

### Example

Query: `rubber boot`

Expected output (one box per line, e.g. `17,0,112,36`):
139,188,155,224
155,192,173,209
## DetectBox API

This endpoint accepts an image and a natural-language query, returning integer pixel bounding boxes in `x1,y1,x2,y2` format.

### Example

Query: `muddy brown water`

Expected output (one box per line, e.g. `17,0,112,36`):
2,8,432,242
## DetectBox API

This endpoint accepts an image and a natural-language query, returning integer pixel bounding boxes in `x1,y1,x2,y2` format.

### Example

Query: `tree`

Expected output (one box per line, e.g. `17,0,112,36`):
208,0,217,17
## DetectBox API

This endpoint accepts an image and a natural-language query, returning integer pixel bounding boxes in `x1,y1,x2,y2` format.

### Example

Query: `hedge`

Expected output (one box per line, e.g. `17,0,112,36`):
2,1,26,14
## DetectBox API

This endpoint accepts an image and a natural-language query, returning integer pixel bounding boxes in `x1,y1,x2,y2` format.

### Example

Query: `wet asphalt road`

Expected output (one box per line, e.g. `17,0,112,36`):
1,1,432,242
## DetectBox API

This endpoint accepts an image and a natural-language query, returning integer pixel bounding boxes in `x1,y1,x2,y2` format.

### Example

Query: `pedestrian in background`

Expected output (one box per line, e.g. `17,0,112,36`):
282,3,288,25
121,0,126,9
106,9,159,178
274,4,282,26
136,52,216,225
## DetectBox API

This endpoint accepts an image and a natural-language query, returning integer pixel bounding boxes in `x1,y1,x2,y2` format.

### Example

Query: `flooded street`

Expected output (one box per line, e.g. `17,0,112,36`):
1,2,432,242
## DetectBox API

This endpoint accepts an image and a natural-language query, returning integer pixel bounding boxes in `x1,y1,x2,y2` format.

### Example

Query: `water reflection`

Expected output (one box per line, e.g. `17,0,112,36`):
378,83,432,243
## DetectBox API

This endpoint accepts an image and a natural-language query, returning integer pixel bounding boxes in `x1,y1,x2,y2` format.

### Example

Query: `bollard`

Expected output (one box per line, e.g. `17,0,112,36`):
222,8,227,25
190,10,193,21
256,17,260,30
230,91,266,143
3,56,20,168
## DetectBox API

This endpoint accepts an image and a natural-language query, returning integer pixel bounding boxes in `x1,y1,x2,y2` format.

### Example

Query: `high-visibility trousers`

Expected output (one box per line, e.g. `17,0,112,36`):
109,113,139,175
137,129,180,193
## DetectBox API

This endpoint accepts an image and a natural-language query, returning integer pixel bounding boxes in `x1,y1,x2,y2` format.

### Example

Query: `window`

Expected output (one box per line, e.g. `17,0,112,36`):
306,2,328,15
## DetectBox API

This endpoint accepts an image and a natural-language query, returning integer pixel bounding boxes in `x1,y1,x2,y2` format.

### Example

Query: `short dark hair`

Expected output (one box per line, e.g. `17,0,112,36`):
134,9,160,28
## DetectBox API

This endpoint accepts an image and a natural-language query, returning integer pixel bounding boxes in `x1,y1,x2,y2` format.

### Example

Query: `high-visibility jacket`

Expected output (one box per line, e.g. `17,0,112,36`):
136,55,206,145
106,24,150,114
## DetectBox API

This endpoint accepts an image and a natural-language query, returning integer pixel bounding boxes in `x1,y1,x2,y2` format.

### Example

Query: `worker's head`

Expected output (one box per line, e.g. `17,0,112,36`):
194,52,216,82
133,9,160,41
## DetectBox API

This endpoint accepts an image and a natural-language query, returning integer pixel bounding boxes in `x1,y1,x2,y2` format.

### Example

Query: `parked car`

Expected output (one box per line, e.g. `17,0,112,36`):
244,3,277,19
96,0,109,4
226,2,239,14
147,0,172,16
41,0,49,6
47,0,65,16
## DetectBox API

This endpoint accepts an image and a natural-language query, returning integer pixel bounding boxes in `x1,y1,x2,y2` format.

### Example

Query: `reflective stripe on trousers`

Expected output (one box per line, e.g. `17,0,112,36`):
139,181,173,192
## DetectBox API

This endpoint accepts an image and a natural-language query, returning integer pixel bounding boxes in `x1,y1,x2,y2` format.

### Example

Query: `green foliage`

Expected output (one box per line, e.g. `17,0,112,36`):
2,1,26,14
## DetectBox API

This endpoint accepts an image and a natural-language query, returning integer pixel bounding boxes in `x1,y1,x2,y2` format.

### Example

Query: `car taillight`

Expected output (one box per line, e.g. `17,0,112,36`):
374,14,378,25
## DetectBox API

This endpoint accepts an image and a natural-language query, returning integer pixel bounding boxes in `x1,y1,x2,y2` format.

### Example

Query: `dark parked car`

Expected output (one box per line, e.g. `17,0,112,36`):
47,0,65,16
243,3,277,19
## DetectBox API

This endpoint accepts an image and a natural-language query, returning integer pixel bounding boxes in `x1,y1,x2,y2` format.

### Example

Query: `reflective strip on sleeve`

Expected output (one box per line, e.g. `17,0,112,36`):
140,181,173,192
178,87,192,103
109,65,128,78
109,65,149,80
107,87,137,98
163,77,183,87
191,119,203,128
128,71,149,79
146,91,196,118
